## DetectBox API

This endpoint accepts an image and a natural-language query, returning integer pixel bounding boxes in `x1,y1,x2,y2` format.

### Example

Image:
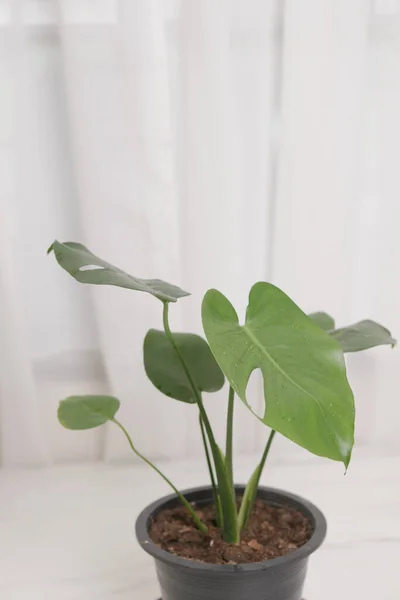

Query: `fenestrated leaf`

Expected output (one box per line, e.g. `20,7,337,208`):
143,329,224,403
202,282,355,467
58,395,120,430
48,240,189,303
308,311,335,331
330,320,396,353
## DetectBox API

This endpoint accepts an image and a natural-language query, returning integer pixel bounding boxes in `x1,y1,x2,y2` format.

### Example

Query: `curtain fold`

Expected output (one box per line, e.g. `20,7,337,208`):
0,212,48,466
273,0,374,455
0,0,399,466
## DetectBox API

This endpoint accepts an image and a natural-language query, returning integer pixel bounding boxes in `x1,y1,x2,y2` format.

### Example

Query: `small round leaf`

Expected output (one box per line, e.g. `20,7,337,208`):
58,395,120,430
143,329,225,403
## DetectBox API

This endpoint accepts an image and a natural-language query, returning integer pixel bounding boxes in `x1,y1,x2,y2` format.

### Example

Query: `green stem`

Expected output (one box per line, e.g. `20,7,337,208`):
246,429,276,525
111,417,208,534
199,413,223,528
162,301,239,543
162,302,216,450
225,386,235,488
259,429,276,475
239,429,277,530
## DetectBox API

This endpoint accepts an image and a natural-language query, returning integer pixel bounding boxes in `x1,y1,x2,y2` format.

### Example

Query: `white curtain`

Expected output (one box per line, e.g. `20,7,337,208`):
0,0,399,467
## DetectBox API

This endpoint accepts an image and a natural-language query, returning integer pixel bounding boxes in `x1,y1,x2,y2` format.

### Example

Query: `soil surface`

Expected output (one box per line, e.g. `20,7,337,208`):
150,498,312,564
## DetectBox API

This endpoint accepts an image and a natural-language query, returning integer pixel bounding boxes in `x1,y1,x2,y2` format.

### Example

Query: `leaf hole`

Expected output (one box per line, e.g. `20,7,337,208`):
246,368,264,420
79,264,104,271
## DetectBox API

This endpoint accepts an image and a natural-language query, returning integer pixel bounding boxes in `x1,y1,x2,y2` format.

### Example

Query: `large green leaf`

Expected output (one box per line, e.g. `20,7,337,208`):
48,240,189,302
308,311,335,331
143,329,224,403
330,320,396,353
202,282,355,466
58,395,120,430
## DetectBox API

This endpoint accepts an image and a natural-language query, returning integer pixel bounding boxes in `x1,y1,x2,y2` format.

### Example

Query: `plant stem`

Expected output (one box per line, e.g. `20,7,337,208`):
162,302,216,450
199,413,223,528
225,386,235,488
259,429,276,474
247,429,276,523
111,417,208,534
239,429,277,530
162,302,239,543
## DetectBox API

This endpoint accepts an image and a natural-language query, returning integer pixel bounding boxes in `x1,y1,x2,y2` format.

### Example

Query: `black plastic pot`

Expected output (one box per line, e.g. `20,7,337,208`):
136,485,327,600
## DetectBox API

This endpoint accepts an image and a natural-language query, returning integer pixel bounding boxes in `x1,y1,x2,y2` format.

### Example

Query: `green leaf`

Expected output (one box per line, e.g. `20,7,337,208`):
330,320,396,353
202,282,355,467
213,445,239,543
308,311,335,331
308,312,396,352
48,240,189,303
143,330,225,403
58,395,120,430
238,463,261,531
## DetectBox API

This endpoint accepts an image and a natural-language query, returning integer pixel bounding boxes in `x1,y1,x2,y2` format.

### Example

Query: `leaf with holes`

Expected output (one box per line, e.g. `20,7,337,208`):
330,319,396,353
202,282,355,467
308,311,335,331
143,329,224,403
48,240,190,302
58,395,120,430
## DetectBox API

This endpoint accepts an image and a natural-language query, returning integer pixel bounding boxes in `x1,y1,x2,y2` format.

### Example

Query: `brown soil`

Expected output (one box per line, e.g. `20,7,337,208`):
150,498,312,564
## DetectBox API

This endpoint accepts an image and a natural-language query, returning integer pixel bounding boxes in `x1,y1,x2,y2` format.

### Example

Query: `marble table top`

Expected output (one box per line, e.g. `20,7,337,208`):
1,450,399,600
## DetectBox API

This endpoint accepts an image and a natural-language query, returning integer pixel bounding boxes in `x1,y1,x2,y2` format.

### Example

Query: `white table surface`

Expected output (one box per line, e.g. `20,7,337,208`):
1,451,399,600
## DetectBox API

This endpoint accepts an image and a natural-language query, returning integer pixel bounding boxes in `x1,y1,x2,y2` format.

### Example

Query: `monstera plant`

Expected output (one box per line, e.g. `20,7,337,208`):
49,240,395,543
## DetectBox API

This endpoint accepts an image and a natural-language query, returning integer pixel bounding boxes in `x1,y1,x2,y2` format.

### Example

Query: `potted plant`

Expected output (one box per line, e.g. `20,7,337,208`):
48,240,395,600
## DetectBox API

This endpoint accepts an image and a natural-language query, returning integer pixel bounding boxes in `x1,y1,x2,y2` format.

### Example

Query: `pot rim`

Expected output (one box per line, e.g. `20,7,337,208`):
135,485,327,572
